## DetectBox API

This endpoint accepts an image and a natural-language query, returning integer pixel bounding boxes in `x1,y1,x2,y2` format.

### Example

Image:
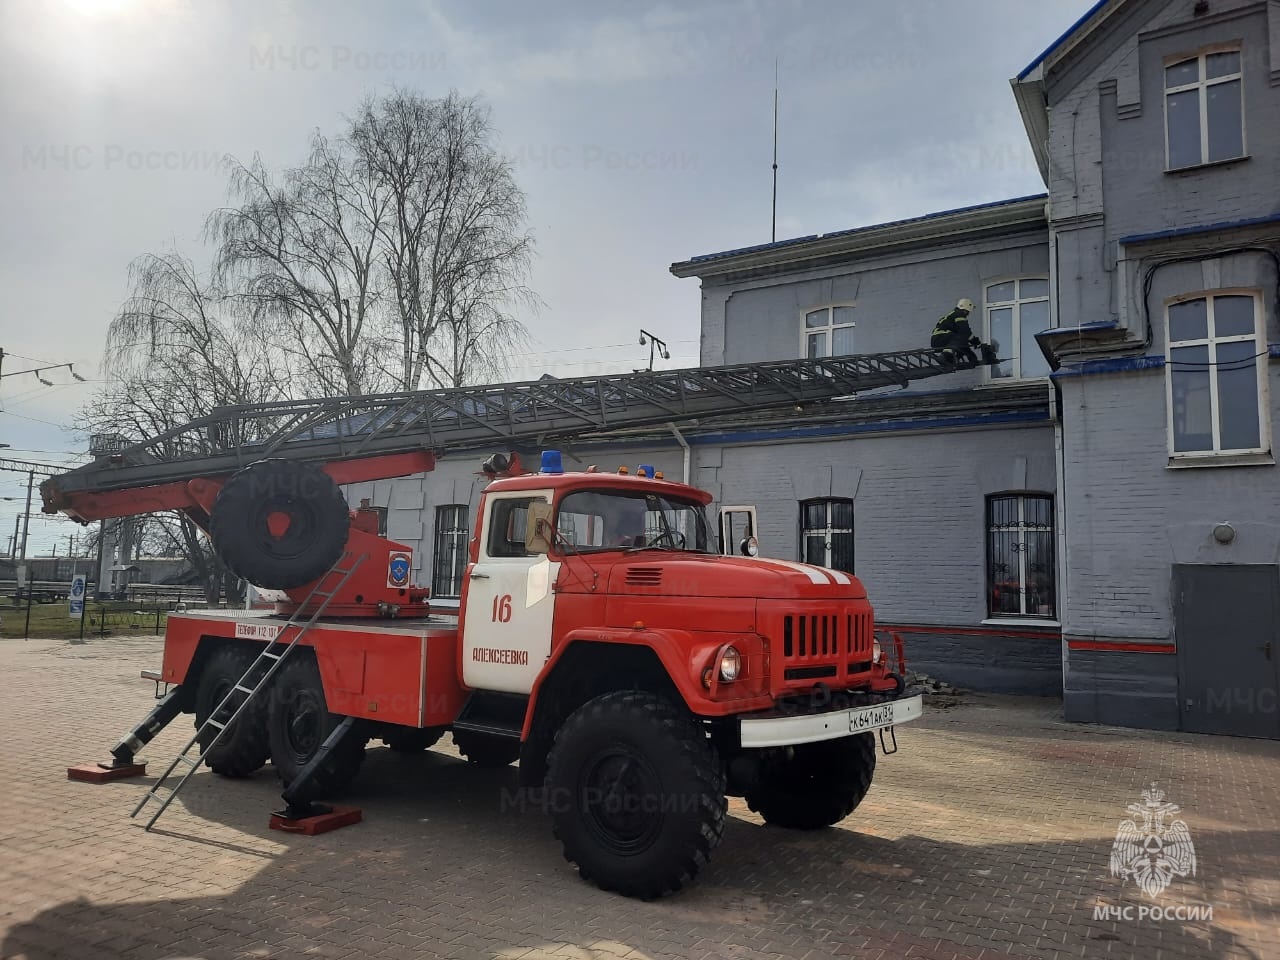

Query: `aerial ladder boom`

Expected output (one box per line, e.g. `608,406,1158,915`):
40,347,990,614
42,348,985,512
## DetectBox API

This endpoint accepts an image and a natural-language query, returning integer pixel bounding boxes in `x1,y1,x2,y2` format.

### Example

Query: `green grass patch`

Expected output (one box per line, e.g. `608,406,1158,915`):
0,597,171,640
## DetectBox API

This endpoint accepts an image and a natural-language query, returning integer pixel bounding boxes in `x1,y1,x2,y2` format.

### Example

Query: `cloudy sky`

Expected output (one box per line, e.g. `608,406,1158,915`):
0,0,1084,553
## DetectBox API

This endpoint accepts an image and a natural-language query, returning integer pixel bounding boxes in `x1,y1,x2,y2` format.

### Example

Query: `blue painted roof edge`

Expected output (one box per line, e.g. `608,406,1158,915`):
1120,213,1280,245
682,193,1048,266
1017,0,1112,80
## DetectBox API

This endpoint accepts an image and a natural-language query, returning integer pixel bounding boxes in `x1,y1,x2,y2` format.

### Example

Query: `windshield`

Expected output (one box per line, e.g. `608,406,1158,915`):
555,488,710,554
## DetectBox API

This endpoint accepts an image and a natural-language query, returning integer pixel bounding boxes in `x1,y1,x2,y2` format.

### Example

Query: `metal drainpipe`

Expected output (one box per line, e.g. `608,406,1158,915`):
667,423,690,484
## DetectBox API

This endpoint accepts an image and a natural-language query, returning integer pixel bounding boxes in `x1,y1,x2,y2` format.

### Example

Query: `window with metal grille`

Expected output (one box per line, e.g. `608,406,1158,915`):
986,494,1055,619
432,504,469,598
799,499,854,572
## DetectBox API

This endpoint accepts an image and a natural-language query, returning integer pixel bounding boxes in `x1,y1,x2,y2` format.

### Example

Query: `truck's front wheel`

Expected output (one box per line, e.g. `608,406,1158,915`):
744,733,876,830
267,655,366,800
545,691,726,899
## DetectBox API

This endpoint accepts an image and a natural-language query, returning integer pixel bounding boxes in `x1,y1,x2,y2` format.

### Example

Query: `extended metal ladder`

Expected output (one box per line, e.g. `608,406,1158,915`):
43,347,994,501
131,552,366,831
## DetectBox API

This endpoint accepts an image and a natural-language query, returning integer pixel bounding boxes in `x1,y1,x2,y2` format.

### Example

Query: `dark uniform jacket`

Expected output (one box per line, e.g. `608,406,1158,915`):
931,308,975,349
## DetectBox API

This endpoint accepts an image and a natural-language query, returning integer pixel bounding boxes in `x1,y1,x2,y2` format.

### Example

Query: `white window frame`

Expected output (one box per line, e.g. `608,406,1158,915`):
1165,289,1270,460
983,276,1051,382
985,493,1056,621
800,304,856,359
1163,46,1245,171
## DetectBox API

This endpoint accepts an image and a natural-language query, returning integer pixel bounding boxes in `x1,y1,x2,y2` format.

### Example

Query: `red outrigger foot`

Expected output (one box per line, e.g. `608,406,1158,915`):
269,804,362,836
67,761,147,783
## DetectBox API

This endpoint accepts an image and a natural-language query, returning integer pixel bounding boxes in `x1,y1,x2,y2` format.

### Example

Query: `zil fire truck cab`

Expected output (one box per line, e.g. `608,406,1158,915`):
43,353,972,897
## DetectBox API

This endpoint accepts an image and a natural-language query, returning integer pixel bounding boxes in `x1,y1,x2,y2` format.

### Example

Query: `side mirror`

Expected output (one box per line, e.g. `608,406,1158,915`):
525,501,554,554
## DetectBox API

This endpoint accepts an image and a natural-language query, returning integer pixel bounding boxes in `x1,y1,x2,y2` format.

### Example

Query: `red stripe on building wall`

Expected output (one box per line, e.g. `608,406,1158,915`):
879,622,1061,641
1066,640,1176,654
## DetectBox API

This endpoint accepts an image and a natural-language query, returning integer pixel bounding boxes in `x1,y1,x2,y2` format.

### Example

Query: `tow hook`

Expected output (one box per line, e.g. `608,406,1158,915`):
879,726,898,756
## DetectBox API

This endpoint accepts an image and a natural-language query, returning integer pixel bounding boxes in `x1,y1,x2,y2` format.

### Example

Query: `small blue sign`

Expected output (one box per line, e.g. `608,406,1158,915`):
69,575,87,618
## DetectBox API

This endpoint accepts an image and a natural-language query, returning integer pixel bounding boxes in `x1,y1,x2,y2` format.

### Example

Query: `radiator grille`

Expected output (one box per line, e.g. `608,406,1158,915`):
782,611,872,658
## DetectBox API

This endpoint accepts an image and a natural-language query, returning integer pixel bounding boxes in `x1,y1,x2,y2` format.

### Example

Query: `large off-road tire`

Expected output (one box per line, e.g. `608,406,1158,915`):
382,727,445,754
545,691,726,899
452,731,521,768
209,459,350,590
193,646,270,778
267,654,366,800
744,733,876,830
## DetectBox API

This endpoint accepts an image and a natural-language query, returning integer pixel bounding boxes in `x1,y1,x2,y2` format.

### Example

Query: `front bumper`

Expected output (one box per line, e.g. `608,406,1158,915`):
739,694,923,748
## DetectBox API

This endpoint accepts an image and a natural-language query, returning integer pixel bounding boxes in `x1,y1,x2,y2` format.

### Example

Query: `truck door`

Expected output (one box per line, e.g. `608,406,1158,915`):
462,490,559,695
718,505,758,557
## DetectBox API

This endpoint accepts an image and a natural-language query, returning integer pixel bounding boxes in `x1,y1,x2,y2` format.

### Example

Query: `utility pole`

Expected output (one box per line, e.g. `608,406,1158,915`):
0,458,63,561
771,59,779,244
19,470,33,561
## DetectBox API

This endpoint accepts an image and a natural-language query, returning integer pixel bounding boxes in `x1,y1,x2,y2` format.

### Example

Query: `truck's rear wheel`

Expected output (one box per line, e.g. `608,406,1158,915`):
194,646,270,778
267,655,366,799
545,691,726,899
209,459,350,590
382,727,444,753
452,731,520,767
744,733,876,830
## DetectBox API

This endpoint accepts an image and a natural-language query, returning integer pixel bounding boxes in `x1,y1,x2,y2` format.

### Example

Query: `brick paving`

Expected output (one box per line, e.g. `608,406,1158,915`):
0,635,1277,960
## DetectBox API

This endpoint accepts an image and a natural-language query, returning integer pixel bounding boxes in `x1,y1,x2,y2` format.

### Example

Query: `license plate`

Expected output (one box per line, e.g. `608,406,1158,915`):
848,701,895,732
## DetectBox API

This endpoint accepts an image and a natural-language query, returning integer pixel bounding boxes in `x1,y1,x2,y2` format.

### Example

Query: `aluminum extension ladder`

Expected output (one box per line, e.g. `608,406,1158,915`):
131,552,367,831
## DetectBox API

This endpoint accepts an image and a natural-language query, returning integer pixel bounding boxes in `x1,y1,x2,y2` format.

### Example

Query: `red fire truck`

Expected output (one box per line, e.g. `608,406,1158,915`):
41,349,978,898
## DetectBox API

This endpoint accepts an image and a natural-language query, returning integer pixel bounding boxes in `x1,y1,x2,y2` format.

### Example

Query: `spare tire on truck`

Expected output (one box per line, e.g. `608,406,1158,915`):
209,459,350,590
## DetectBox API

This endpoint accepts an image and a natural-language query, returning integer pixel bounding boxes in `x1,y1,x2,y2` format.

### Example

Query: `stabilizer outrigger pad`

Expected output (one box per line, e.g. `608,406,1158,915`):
67,761,147,783
269,803,362,836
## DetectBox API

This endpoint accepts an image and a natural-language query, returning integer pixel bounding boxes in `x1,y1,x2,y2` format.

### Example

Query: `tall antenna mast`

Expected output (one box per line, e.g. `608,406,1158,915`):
771,58,779,243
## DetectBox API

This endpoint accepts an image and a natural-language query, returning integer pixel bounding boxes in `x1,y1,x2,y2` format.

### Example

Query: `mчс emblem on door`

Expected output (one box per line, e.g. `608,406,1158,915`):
387,551,412,588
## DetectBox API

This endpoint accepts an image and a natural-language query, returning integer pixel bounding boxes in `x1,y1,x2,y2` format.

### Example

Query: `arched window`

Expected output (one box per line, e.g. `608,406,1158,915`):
801,305,856,359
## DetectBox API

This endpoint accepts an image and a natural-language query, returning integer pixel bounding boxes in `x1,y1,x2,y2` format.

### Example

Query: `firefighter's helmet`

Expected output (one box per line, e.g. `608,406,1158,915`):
956,298,975,314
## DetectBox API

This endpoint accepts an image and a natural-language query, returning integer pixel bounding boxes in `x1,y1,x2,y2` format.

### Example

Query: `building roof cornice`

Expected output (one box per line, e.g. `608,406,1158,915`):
670,195,1048,281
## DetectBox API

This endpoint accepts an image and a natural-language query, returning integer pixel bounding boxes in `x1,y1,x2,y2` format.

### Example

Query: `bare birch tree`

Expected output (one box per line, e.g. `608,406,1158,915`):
208,136,389,397
349,89,534,389
208,88,533,396
88,250,284,603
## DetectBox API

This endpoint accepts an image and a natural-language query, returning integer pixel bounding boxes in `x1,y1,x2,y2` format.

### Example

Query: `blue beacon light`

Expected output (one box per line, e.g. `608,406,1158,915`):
541,450,564,474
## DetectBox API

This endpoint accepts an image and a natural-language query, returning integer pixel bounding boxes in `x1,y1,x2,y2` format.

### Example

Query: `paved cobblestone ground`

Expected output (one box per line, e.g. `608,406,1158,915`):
0,636,1277,960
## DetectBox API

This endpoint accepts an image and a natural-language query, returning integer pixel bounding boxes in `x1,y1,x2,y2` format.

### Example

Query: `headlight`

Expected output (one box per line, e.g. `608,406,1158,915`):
872,639,882,664
718,645,742,682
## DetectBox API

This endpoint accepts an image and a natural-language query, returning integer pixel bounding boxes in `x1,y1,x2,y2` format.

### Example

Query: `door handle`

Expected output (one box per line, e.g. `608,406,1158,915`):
470,571,490,580
1261,641,1273,660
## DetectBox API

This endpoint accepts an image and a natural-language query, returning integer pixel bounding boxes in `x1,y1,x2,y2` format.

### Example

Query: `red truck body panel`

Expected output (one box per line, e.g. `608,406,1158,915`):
162,610,465,727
